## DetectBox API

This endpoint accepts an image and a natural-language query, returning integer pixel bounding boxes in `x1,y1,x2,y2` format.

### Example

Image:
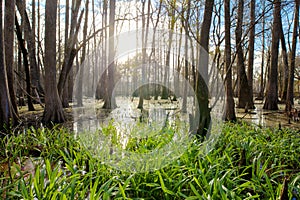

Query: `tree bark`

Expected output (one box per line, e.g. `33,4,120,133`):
103,0,116,109
174,25,183,101
236,0,254,109
223,0,236,121
263,0,281,110
137,0,148,109
247,0,255,107
57,0,83,99
5,0,19,120
76,0,89,107
182,0,191,113
96,0,108,100
162,0,176,100
42,0,65,124
196,0,214,140
258,0,266,100
0,0,14,130
16,0,43,95
15,16,35,111
286,0,299,112
279,17,289,102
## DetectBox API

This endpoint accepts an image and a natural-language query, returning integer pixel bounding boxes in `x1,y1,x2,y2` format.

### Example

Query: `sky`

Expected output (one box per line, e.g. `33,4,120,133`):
26,0,299,76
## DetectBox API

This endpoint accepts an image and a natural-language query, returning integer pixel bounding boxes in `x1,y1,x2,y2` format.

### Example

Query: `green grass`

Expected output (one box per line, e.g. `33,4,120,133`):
0,123,299,199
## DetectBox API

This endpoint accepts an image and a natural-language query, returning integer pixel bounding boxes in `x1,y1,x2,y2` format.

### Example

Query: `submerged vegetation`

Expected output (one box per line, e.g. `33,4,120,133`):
0,123,299,199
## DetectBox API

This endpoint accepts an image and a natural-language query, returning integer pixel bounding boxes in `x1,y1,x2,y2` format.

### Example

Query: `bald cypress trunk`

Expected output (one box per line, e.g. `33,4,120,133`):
42,0,65,124
236,0,254,109
196,0,214,139
247,0,255,108
0,0,14,130
263,0,281,110
224,0,236,121
5,0,19,121
286,0,299,112
103,0,116,109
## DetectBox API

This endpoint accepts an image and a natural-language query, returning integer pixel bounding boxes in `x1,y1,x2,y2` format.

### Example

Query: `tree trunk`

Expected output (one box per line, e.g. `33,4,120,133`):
150,0,162,100
16,0,43,95
0,0,14,130
30,0,42,95
174,25,183,101
182,0,191,113
92,0,97,94
5,0,19,120
196,0,214,140
286,0,299,112
236,0,254,109
247,0,255,107
64,0,71,103
263,0,281,110
258,1,266,100
279,17,289,102
162,1,176,100
57,0,83,99
15,16,35,111
42,0,65,124
103,0,116,109
223,0,236,121
62,82,69,107
17,41,25,106
57,0,68,108
76,0,89,107
137,0,147,109
96,0,107,100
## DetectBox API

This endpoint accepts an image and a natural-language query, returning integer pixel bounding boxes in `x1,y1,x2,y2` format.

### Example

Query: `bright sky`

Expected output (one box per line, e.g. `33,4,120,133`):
28,0,299,76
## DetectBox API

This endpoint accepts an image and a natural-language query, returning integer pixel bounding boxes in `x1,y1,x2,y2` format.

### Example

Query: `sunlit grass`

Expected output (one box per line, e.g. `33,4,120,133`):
0,123,299,199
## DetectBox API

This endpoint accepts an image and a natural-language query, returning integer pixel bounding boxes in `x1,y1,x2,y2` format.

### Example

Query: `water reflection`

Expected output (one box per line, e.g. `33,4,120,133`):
72,96,194,172
73,96,193,143
236,100,300,129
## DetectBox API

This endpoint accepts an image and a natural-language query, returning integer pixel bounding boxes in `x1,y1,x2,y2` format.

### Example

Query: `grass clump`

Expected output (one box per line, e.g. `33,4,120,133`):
0,123,299,199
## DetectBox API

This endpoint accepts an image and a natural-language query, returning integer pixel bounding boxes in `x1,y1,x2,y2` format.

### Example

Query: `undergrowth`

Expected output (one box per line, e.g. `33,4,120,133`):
0,123,299,199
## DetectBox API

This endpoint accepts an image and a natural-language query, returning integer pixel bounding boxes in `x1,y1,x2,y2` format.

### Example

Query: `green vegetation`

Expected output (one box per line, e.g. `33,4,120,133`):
0,123,299,199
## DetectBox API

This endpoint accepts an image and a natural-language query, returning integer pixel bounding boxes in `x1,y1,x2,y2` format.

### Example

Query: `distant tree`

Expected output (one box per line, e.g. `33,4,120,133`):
42,0,65,124
57,0,83,105
258,0,267,100
15,16,35,111
137,0,150,109
15,0,37,111
182,0,191,113
103,0,116,109
263,0,281,110
150,0,163,100
174,24,183,101
76,0,89,107
92,0,98,93
286,0,299,112
16,0,43,95
30,0,42,96
224,0,236,121
96,0,108,100
161,0,176,100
